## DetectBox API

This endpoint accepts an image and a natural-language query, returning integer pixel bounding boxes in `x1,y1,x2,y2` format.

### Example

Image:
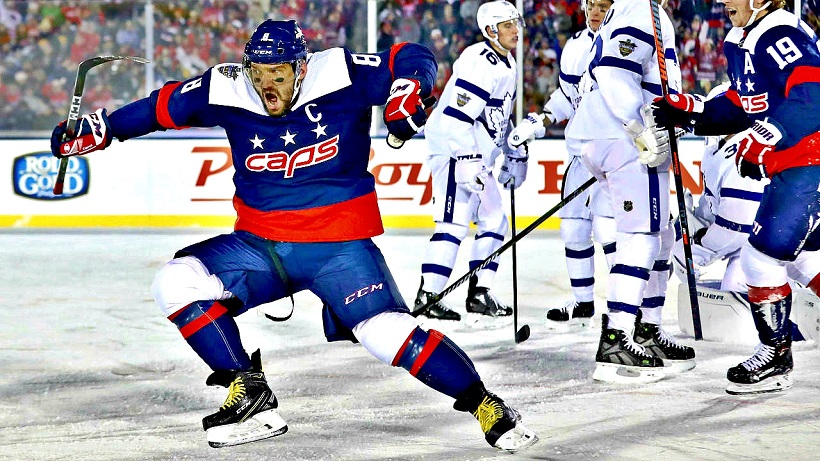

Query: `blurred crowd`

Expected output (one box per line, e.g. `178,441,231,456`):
1,0,817,133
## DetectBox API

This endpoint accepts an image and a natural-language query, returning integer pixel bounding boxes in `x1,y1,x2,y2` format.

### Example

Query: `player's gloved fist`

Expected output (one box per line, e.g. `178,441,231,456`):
508,112,546,148
627,104,670,168
383,78,426,142
650,93,704,130
734,118,782,180
498,145,528,190
455,153,489,193
51,108,113,158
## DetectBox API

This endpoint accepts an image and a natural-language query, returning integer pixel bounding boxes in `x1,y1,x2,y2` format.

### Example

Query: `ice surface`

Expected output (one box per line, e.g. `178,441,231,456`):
0,229,818,461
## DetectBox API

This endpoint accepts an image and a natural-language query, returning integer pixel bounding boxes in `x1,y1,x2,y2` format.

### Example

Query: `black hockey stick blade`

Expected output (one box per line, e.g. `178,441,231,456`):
53,55,150,195
414,176,598,315
515,324,531,343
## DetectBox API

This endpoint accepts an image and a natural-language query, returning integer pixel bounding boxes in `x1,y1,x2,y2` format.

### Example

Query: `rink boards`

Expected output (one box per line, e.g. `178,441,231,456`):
0,137,706,229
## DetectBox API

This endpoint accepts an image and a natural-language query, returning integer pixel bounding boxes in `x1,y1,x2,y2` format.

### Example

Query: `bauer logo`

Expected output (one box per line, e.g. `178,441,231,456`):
13,153,90,200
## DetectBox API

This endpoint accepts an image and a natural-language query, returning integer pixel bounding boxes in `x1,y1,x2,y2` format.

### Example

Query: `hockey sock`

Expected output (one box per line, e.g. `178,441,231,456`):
168,300,251,371
470,230,505,287
421,222,468,292
639,259,671,325
392,327,481,398
561,218,595,302
748,284,792,345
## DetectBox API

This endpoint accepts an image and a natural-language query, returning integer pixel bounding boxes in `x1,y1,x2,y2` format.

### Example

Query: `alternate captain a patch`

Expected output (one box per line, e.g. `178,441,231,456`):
618,39,637,57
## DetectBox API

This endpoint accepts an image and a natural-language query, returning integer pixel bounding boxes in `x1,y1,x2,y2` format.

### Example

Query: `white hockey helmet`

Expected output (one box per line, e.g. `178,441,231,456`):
476,1,523,45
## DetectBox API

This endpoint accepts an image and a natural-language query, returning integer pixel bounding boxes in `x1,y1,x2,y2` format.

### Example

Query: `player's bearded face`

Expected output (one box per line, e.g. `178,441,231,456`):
248,62,302,116
586,0,613,31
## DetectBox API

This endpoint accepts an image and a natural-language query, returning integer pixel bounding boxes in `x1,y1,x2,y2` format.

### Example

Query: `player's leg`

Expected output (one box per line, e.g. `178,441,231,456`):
466,180,512,322
151,233,291,447
586,139,667,383
635,220,696,373
315,239,537,452
415,155,474,321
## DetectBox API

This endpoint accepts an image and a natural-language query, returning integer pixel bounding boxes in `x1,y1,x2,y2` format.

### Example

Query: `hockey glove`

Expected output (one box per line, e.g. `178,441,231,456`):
384,78,427,144
508,112,548,148
650,93,705,130
455,152,489,193
626,104,670,168
733,118,782,180
51,108,113,158
498,145,529,190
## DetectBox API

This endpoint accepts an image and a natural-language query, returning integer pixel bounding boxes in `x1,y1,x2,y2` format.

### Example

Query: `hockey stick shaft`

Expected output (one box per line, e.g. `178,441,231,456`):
415,176,597,314
648,1,703,339
511,186,519,337
53,55,149,195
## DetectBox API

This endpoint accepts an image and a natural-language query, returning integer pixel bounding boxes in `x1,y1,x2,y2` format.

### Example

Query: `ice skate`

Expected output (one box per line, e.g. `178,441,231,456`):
454,382,539,453
412,277,461,322
726,342,793,395
203,350,288,447
465,276,513,329
544,299,594,332
634,313,696,373
593,314,665,383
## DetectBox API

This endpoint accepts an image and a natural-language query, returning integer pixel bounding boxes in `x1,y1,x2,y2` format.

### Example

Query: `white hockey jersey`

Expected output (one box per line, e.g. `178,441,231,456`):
425,41,516,168
547,28,595,125
695,136,766,260
567,0,681,141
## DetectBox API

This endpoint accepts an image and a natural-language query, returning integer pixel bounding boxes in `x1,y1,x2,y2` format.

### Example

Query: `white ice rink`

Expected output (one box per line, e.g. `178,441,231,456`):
1,229,818,461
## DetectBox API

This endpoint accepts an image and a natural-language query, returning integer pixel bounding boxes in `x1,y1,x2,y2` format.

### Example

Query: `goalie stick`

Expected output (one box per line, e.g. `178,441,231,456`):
647,0,703,340
413,176,598,317
53,55,150,195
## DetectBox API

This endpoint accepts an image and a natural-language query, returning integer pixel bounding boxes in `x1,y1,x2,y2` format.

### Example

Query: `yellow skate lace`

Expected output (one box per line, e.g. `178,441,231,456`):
220,376,247,410
472,395,504,434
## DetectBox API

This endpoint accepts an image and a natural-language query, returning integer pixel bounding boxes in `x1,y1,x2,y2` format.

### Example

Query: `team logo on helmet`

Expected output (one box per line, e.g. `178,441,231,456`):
618,39,637,57
456,93,471,107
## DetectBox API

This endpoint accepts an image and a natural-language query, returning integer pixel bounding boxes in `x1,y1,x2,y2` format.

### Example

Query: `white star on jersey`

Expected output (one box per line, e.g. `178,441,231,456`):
745,79,755,92
281,130,296,146
311,123,327,138
250,134,265,149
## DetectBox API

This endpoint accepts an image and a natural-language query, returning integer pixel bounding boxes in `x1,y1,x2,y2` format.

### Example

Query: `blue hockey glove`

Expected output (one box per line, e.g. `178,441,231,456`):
498,145,528,190
51,108,113,158
734,119,782,180
383,78,427,143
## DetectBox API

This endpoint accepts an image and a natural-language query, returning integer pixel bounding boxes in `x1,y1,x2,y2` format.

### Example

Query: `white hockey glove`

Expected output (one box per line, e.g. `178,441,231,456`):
672,236,719,283
455,152,489,193
628,103,670,168
508,112,547,148
498,145,529,190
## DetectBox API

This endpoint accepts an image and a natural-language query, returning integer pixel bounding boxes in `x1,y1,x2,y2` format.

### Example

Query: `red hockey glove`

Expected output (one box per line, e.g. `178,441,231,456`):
51,108,113,158
649,94,704,130
383,78,427,144
734,119,782,180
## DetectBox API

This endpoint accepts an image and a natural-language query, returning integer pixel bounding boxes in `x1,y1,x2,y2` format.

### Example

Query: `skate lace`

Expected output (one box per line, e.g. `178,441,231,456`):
220,377,247,410
623,336,649,356
656,328,685,350
741,343,775,371
473,395,504,434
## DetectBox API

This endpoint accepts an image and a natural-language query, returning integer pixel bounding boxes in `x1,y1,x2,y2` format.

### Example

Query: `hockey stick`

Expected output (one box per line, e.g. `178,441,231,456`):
648,1,703,340
53,55,150,195
510,186,530,343
413,176,598,316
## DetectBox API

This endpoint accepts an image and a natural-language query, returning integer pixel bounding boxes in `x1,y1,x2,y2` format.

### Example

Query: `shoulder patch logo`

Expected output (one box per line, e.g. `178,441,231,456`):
456,92,471,107
618,39,637,57
218,65,240,80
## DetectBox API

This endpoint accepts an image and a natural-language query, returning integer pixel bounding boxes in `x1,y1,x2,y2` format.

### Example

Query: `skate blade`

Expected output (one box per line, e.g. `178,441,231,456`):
493,422,539,453
544,316,594,333
465,313,513,330
592,362,665,384
207,408,288,448
726,373,793,395
664,358,696,374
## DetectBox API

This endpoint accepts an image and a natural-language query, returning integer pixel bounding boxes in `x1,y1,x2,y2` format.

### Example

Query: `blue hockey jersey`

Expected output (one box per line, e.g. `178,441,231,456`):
107,43,435,242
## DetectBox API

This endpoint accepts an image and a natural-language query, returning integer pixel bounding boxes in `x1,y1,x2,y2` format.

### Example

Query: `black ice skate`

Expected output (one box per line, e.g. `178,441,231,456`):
634,312,696,373
465,276,512,328
726,341,793,395
544,300,594,332
412,277,461,321
593,314,665,383
454,382,538,453
202,349,288,447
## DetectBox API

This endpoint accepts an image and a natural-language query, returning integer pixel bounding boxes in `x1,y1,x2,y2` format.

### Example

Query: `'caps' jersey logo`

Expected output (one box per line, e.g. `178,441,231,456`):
13,152,90,200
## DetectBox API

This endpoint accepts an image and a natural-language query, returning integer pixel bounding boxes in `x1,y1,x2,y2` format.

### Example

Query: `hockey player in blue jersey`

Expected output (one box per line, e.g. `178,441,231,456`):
50,19,538,451
648,0,820,394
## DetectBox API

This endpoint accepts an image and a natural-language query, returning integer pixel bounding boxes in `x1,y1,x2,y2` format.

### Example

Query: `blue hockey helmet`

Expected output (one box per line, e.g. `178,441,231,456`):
243,19,309,110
